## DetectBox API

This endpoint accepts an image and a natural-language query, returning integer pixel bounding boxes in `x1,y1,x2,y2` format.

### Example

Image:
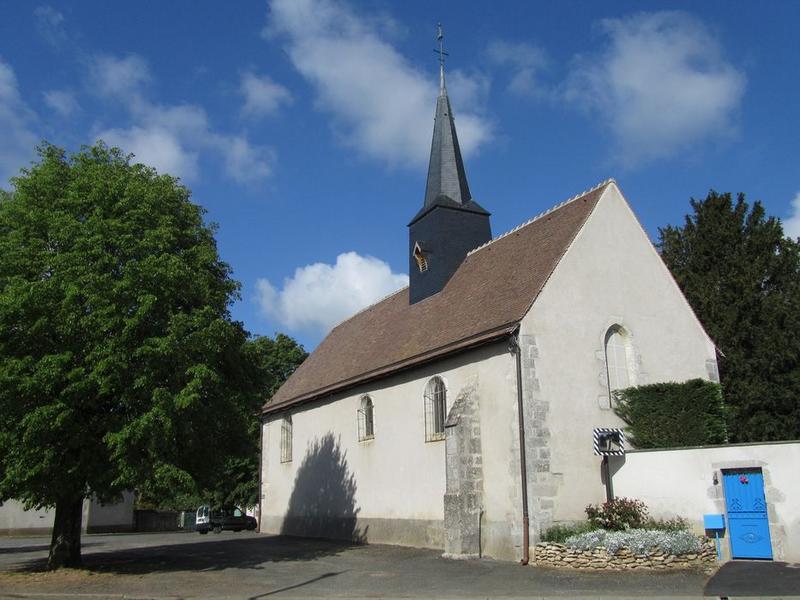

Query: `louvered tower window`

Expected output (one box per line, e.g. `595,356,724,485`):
424,377,447,441
413,242,428,273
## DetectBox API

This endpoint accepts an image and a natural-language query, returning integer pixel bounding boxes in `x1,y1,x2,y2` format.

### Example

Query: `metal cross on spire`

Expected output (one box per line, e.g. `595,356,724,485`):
434,23,448,95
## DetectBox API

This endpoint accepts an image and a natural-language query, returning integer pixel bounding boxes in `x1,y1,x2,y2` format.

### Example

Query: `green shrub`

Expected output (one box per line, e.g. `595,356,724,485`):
644,516,689,532
613,379,728,448
585,497,648,531
541,521,597,543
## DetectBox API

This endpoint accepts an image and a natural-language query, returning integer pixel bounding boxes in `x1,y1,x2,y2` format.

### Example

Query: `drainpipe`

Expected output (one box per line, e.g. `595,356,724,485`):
509,330,530,565
257,414,264,533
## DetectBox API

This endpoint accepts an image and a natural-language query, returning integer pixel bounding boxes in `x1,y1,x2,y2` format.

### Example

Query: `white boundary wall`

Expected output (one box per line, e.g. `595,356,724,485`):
1,492,135,535
614,441,800,562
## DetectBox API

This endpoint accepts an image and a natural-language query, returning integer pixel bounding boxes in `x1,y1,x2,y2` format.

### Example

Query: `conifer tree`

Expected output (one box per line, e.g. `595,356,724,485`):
659,191,800,442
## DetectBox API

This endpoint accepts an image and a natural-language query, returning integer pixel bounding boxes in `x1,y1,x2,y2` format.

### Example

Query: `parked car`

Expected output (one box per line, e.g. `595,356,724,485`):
195,505,257,534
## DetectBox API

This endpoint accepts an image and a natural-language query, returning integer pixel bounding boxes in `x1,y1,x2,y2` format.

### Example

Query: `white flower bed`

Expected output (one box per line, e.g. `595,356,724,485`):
565,528,702,556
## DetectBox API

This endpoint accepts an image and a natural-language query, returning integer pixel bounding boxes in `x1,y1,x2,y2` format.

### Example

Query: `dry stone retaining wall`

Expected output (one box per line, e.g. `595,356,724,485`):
533,539,717,571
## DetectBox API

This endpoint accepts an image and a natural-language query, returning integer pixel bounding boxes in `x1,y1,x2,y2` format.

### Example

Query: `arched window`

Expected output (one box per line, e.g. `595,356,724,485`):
280,415,292,463
605,325,631,399
424,377,447,441
358,395,375,441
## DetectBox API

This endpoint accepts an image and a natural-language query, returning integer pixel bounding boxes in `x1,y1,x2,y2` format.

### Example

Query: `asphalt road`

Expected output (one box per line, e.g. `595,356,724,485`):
0,531,709,599
704,559,800,597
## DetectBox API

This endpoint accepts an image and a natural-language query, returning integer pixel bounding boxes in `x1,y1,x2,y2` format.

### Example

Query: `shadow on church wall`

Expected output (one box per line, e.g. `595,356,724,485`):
280,433,367,543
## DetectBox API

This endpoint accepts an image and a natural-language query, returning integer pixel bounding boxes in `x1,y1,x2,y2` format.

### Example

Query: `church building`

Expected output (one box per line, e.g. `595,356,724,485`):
259,36,718,562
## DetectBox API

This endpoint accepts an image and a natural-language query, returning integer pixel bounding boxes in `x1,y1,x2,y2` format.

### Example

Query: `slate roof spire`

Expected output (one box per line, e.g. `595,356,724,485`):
407,25,492,304
420,23,478,211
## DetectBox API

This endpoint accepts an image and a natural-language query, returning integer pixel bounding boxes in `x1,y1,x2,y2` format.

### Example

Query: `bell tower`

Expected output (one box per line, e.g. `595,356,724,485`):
408,25,492,304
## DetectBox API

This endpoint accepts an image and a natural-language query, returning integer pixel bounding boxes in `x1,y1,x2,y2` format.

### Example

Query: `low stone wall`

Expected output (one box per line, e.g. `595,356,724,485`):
533,539,717,571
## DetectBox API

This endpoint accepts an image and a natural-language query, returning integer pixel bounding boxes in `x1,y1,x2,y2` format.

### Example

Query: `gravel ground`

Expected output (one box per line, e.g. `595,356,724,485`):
0,531,709,599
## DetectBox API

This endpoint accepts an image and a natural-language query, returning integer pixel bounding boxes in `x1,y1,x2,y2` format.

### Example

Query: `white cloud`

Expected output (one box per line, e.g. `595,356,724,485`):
98,125,199,180
487,40,548,97
266,0,492,167
0,58,38,185
564,11,746,166
90,54,151,99
256,251,408,336
90,54,273,183
784,192,800,240
222,135,273,182
33,5,66,46
240,71,292,118
43,89,79,116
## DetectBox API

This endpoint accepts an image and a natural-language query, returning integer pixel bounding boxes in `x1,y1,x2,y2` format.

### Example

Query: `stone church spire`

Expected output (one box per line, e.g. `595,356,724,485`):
408,25,492,304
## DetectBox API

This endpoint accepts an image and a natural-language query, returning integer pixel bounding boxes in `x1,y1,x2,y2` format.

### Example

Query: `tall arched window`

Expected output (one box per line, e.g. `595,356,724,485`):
605,325,631,399
280,415,292,463
424,377,447,441
358,395,375,441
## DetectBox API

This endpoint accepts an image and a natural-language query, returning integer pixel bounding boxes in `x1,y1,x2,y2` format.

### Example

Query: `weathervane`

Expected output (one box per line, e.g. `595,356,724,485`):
434,23,448,94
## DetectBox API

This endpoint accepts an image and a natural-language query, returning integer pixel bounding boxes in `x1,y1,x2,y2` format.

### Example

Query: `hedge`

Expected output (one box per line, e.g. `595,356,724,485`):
613,379,727,448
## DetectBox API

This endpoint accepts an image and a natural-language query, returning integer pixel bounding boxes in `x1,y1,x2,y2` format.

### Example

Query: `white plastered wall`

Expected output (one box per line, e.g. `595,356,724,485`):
84,490,135,532
0,492,135,535
0,500,54,534
260,341,519,553
519,182,718,526
614,442,800,562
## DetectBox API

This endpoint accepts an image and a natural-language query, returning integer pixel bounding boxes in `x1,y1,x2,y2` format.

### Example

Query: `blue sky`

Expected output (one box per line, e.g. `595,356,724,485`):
2,0,799,350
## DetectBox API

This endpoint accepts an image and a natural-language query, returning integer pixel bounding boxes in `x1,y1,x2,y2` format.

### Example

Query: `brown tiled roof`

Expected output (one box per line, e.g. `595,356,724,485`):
263,180,613,415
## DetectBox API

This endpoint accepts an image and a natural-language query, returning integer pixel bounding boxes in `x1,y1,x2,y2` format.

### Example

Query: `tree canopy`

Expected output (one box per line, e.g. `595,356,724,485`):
152,333,307,512
0,142,288,568
659,191,800,442
223,334,306,509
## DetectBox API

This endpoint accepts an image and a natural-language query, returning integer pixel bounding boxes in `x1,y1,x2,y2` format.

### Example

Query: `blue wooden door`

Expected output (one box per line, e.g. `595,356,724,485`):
722,469,772,559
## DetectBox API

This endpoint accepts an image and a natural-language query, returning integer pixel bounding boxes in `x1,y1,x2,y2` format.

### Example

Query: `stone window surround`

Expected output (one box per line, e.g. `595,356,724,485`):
596,317,645,410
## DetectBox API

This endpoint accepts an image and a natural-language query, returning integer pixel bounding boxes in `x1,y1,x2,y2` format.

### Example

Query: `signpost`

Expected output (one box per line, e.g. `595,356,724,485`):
593,428,625,502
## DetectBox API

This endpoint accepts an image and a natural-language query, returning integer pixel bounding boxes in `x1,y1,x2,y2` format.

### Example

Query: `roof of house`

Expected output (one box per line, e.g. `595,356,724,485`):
263,179,614,415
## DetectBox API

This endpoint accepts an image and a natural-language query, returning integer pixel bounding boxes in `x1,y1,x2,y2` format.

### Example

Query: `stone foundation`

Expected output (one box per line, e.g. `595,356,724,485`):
533,539,717,571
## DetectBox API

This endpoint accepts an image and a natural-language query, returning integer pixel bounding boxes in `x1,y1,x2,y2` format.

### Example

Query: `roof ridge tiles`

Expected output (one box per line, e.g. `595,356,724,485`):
467,178,615,257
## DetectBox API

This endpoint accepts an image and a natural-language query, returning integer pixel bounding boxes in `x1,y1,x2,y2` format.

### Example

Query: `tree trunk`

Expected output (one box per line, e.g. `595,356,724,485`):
48,497,84,570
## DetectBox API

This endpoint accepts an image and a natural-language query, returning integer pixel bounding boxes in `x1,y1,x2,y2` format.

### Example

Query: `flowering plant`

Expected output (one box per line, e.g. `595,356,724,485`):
585,497,648,530
565,528,701,556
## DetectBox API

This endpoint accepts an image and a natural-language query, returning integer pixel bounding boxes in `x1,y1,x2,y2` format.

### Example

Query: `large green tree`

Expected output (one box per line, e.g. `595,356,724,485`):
152,333,307,512
0,143,260,569
659,191,800,442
